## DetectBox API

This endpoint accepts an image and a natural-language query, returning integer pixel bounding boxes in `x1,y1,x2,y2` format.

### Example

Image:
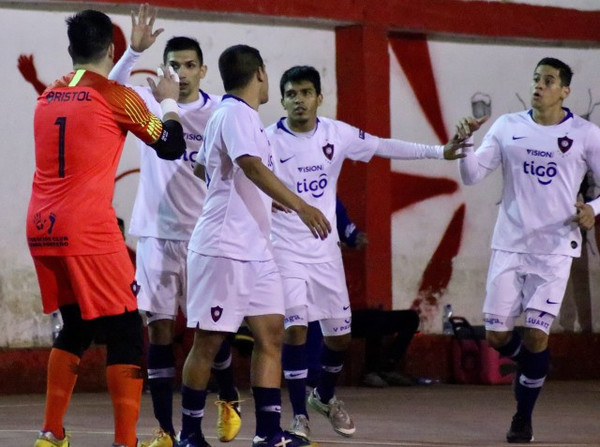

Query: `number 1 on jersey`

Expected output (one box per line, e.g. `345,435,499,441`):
55,117,66,178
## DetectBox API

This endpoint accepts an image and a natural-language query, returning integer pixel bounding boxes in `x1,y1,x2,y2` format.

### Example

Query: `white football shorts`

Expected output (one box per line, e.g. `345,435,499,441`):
136,237,188,320
277,257,351,334
484,249,572,319
186,252,285,332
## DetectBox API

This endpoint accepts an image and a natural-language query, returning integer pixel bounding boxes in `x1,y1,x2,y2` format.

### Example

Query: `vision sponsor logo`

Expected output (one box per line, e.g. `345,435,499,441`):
183,132,203,142
297,164,323,173
46,90,92,103
526,149,553,158
523,160,557,185
296,173,328,198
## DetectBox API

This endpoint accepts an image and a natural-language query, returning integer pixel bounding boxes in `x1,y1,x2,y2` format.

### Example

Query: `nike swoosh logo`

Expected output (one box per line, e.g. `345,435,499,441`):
280,156,295,163
343,305,350,310
512,136,526,140
546,298,560,304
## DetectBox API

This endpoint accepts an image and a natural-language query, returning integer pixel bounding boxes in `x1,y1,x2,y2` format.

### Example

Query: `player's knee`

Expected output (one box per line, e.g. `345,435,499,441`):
103,311,144,366
284,324,307,345
147,318,175,345
54,305,94,357
522,328,549,353
486,330,512,349
324,333,351,351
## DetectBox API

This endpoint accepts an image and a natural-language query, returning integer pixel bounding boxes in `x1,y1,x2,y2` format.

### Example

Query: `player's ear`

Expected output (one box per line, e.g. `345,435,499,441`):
317,93,323,107
107,43,115,62
561,85,570,100
199,64,207,80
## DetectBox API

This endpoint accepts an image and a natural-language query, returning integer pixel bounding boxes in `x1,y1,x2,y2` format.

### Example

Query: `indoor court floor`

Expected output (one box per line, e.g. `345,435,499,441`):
1,381,598,446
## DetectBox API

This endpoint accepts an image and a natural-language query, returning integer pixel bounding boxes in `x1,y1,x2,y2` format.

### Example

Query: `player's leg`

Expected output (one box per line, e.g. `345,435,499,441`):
32,257,95,447
179,328,227,446
246,259,313,447
212,338,242,442
304,260,355,437
75,249,144,447
102,311,145,447
280,270,311,436
179,253,245,447
307,320,354,437
136,237,182,443
246,313,286,439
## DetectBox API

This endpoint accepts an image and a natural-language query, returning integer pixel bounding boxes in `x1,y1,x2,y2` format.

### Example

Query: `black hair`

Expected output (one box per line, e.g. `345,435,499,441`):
279,65,322,97
536,57,573,87
163,36,203,65
66,9,113,64
218,44,264,92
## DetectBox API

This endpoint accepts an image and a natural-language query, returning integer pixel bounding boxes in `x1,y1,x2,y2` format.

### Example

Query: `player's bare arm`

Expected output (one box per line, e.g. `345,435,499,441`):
193,163,206,180
237,155,331,240
130,3,163,52
573,202,595,231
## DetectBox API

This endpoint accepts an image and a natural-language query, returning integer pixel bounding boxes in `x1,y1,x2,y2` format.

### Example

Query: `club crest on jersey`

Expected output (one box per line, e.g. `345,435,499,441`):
130,280,140,296
557,136,573,153
211,306,223,322
322,143,334,160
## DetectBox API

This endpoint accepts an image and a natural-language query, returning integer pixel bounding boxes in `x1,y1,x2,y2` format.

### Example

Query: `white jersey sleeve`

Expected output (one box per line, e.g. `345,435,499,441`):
108,46,142,85
459,118,505,185
268,117,378,263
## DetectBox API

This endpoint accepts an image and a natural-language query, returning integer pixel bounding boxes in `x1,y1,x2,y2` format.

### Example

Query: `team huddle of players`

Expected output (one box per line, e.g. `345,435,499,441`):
26,4,600,447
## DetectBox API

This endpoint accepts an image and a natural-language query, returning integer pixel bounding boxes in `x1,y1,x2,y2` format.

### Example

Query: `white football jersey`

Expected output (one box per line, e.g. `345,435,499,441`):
462,109,600,256
188,95,274,261
266,117,378,263
126,86,220,240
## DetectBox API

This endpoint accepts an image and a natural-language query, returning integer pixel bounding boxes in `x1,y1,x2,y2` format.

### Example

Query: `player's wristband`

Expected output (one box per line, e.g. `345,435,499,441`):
160,98,178,117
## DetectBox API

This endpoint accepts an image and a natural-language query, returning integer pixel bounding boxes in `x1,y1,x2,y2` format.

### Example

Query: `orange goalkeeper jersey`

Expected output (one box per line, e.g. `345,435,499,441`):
27,69,163,255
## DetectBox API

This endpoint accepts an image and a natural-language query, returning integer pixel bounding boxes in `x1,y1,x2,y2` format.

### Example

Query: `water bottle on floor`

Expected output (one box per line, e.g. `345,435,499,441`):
442,304,453,335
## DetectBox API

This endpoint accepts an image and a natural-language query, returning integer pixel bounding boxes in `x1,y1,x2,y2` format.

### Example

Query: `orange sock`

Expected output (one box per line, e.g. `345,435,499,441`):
107,364,143,447
42,348,80,439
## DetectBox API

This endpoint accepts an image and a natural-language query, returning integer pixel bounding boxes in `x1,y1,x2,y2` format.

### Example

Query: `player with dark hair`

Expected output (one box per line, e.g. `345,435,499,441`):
109,6,240,446
457,57,600,443
27,8,185,447
177,45,330,447
267,65,469,441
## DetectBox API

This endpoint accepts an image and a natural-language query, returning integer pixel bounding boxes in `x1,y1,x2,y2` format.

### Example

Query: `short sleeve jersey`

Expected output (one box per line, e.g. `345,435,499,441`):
474,109,600,256
127,88,220,240
187,95,274,261
27,69,163,256
266,117,378,263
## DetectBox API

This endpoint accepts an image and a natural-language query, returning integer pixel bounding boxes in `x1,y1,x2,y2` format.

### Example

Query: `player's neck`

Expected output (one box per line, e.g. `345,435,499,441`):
73,63,109,78
287,117,317,133
178,91,200,104
227,88,260,110
531,106,565,126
